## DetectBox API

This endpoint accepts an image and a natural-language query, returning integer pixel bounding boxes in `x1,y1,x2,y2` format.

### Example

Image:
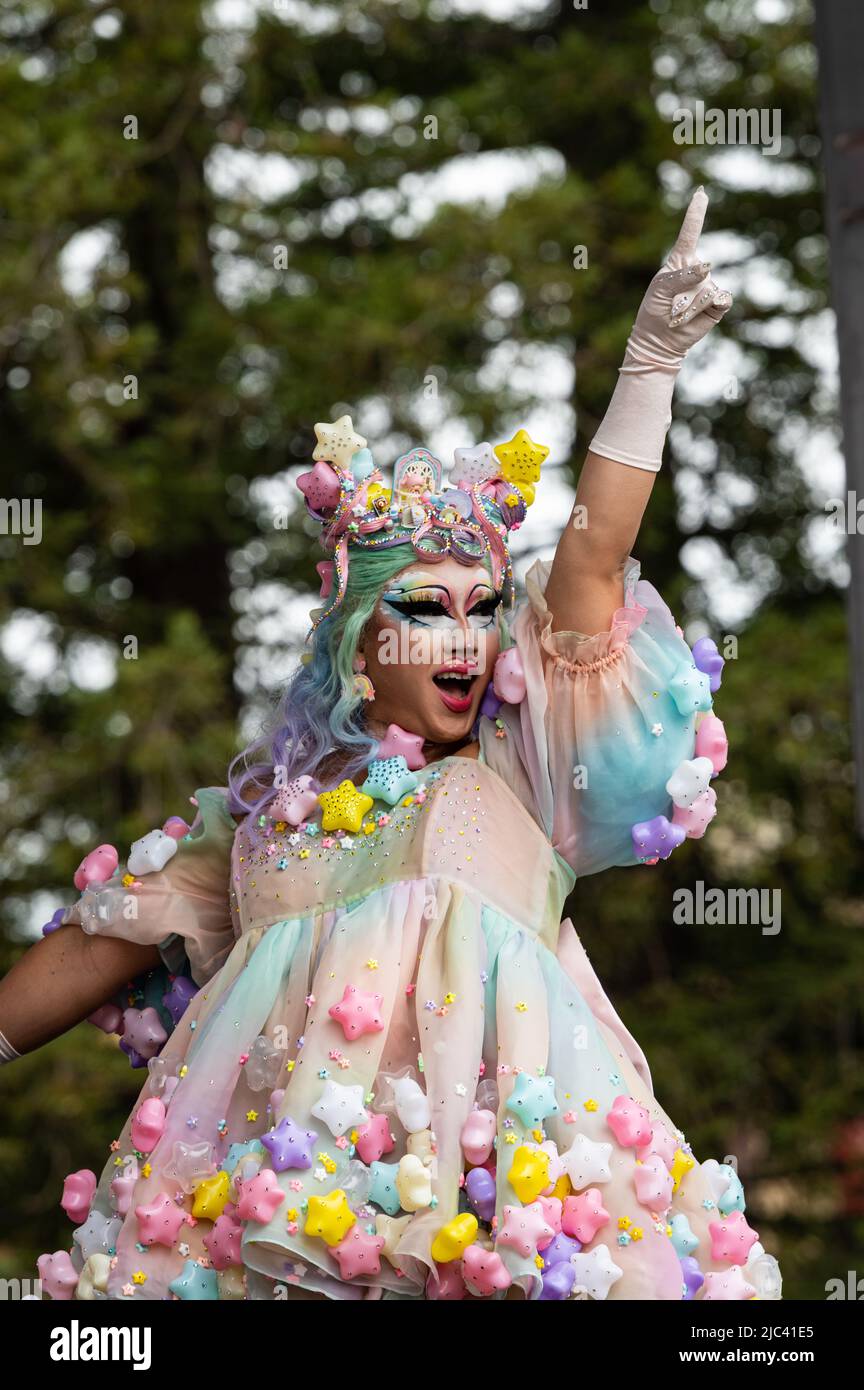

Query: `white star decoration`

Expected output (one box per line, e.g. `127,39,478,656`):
559,1132,613,1188
569,1244,623,1300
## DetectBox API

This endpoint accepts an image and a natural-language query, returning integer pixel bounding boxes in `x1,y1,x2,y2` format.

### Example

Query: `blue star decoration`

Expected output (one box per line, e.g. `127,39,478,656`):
169,1259,219,1300
361,756,419,806
369,1161,402,1216
504,1071,560,1129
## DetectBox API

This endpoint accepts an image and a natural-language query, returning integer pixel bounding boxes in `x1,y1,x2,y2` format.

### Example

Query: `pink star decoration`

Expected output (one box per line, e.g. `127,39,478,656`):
606,1094,653,1148
354,1112,395,1165
561,1188,610,1244
634,1153,674,1210
332,1226,386,1280
202,1207,244,1270
496,1201,556,1259
374,723,427,770
236,1169,286,1224
708,1210,760,1265
328,983,385,1041
135,1191,190,1248
701,1267,757,1300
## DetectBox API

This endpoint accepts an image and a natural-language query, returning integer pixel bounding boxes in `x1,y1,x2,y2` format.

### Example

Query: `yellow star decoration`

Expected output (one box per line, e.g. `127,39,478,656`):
618,1215,632,1230
631,1227,644,1241
318,1152,337,1174
515,1001,528,1013
318,780,375,835
366,958,379,971
534,1254,544,1269
584,1098,598,1112
192,1170,230,1222
531,1128,544,1144
274,821,287,833
504,1133,517,1145
493,429,549,505
246,1109,259,1123
299,848,310,859
508,1145,550,1203
551,1173,571,1202
362,821,377,835
305,1189,356,1247
443,992,455,1005
122,873,137,888
286,1060,295,1072
670,1148,696,1192
141,1163,152,1179
132,1271,147,1284
287,1208,298,1221
365,482,391,509
312,414,367,469
179,1065,188,1079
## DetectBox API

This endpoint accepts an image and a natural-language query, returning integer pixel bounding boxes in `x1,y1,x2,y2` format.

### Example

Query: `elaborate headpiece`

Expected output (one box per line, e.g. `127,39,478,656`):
297,414,549,637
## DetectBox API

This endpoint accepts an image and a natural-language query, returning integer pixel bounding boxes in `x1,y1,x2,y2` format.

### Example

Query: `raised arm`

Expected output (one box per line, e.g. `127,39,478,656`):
545,188,732,636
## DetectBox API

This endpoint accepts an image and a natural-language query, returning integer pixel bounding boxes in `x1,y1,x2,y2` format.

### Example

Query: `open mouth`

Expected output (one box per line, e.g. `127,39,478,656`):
432,667,478,712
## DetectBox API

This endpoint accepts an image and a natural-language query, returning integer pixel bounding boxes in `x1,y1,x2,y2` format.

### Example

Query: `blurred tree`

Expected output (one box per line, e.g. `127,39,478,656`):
0,0,859,1297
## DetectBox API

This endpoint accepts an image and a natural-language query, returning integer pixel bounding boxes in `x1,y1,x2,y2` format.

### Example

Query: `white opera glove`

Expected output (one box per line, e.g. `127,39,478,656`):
590,187,733,472
0,1026,20,1065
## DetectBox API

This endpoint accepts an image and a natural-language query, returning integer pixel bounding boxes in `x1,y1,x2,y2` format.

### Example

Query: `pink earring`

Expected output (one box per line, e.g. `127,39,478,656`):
352,653,375,702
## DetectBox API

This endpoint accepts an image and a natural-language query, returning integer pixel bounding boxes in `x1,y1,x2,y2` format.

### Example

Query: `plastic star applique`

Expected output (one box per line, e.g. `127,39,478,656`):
318,780,375,834
493,429,549,502
313,415,367,469
360,756,419,807
328,983,385,1041
505,1071,560,1130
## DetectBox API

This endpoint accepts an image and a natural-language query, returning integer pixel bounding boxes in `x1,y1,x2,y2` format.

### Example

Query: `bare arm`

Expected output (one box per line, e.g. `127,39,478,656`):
0,925,161,1056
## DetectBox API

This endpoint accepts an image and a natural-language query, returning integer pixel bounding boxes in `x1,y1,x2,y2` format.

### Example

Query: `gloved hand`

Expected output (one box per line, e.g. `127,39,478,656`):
590,187,733,471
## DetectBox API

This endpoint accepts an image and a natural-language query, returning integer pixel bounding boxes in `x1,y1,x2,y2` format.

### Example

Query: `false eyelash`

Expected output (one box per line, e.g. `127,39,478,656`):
468,594,503,617
385,599,450,619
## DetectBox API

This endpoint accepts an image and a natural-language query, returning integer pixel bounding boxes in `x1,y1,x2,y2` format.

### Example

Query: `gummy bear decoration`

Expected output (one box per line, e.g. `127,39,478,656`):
73,844,119,892
387,1074,431,1134
460,1107,496,1165
244,1033,286,1092
270,776,320,827
691,635,725,692
666,756,714,809
462,1244,512,1296
60,1169,97,1225
162,975,197,1027
492,647,526,705
695,713,728,773
127,829,178,876
465,1165,496,1222
131,1097,166,1155
396,1154,433,1212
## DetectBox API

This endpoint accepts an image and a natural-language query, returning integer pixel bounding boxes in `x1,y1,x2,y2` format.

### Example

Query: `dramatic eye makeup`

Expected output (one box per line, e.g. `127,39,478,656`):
381,582,502,628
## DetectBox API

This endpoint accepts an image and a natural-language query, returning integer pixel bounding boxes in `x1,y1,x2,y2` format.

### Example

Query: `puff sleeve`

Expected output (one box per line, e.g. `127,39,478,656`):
61,786,238,988
481,557,725,878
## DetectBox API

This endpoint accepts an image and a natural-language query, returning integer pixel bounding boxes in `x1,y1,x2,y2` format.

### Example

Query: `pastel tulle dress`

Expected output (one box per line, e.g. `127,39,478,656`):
55,557,782,1302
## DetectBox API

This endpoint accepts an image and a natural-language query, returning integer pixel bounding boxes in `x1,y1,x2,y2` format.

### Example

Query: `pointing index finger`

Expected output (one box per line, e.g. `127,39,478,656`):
668,186,708,267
